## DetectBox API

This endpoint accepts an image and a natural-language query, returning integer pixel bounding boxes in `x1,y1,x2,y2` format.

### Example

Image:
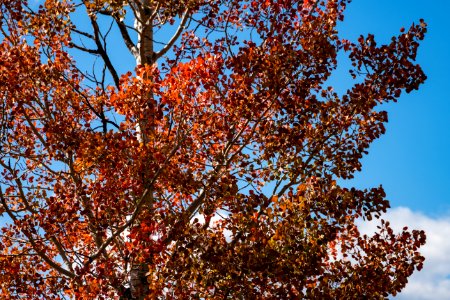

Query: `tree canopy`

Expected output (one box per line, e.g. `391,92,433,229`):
0,0,427,298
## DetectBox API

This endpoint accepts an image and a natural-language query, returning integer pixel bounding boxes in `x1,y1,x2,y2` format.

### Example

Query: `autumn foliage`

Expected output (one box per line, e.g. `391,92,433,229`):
0,0,427,299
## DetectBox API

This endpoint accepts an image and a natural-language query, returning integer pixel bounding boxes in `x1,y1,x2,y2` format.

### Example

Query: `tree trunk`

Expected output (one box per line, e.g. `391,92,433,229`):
129,264,150,299
129,1,154,298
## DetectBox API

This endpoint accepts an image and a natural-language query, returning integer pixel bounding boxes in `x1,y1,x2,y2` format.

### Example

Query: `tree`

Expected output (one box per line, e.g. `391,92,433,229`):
0,0,427,298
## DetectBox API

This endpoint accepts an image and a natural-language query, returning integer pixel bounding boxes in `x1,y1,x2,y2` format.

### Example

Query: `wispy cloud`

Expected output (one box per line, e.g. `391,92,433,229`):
358,207,450,300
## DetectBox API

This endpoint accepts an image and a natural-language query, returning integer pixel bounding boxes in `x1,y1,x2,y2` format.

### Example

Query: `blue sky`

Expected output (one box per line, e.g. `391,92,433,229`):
339,0,450,216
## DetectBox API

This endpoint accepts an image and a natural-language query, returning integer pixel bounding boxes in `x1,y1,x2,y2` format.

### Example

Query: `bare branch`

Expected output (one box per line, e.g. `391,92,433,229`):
154,9,190,60
69,42,99,54
71,27,95,40
113,15,139,60
89,14,120,88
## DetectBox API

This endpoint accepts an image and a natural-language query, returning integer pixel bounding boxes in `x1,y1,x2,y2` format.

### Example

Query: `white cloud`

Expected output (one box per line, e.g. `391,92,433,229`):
357,207,450,300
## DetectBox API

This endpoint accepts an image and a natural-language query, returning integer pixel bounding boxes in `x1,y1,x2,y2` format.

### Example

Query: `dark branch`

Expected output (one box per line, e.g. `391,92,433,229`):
113,14,139,60
89,14,120,88
69,42,99,54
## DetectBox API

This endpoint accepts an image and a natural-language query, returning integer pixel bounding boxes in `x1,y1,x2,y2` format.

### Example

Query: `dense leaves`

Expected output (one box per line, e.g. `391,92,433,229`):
0,0,426,299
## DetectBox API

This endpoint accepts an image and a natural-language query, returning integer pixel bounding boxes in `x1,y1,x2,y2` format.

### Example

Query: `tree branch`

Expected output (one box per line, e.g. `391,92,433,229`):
71,27,95,40
69,41,100,54
154,9,190,60
0,187,76,279
113,15,139,60
89,14,120,88
86,137,183,265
